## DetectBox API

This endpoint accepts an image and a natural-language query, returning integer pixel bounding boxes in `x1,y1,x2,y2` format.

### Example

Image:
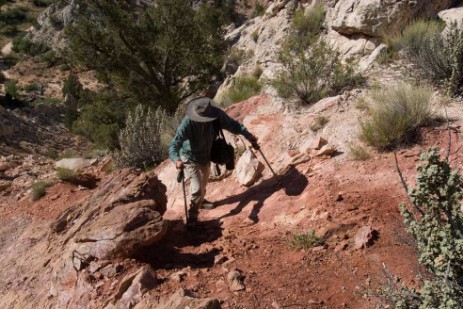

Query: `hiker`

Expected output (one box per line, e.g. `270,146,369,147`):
169,97,258,220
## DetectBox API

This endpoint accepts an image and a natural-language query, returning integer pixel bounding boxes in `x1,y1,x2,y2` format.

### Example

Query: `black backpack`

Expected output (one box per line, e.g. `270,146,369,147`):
210,120,235,170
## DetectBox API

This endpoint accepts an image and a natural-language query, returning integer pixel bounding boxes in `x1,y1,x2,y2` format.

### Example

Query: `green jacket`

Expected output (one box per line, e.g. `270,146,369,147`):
169,109,251,165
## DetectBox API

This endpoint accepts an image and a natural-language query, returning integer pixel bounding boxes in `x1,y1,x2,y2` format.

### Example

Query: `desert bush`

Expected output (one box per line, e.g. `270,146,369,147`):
309,115,328,132
347,143,371,161
399,148,463,308
227,47,254,66
252,2,266,18
0,7,28,25
388,19,444,55
272,40,364,105
395,21,463,95
5,79,18,98
31,0,54,7
289,230,324,250
289,5,325,49
31,180,52,201
251,29,259,42
219,75,262,107
359,83,434,150
115,104,172,168
12,35,49,56
1,52,19,66
56,167,77,182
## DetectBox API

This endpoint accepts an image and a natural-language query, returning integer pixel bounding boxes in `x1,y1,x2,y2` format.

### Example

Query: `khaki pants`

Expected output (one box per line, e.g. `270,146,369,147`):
184,160,210,207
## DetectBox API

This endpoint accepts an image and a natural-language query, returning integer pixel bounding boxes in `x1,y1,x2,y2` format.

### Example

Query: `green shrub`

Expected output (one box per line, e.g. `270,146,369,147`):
227,47,253,66
287,5,325,51
1,53,19,66
31,180,52,201
23,83,40,92
40,50,58,67
5,79,18,98
31,0,54,7
220,75,262,107
12,35,49,56
56,167,77,182
251,29,259,42
44,149,58,159
272,40,364,105
114,104,172,168
289,230,324,250
398,148,463,308
0,7,28,25
359,83,434,150
33,97,61,105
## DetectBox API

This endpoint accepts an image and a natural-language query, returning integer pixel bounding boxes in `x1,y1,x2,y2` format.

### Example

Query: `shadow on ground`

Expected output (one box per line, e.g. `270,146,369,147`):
135,219,222,270
215,166,309,223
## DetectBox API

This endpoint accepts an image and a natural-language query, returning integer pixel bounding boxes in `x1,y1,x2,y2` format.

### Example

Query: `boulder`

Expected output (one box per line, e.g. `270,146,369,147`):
329,0,455,37
235,149,264,186
72,200,166,264
55,158,98,172
439,6,463,29
106,266,157,309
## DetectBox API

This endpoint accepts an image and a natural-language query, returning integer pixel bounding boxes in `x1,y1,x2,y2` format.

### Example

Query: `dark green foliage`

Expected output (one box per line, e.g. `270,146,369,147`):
62,74,83,129
65,0,228,114
272,40,364,105
31,0,55,7
4,79,18,98
0,7,28,26
12,35,49,56
72,90,130,150
271,5,363,105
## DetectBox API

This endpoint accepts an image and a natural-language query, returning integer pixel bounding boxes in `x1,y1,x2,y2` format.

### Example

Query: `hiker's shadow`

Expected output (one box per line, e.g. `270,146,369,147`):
216,166,308,223
135,218,223,270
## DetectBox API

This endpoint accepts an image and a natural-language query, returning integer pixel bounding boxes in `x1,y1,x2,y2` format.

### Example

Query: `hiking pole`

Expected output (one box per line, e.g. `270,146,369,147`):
251,142,286,191
177,167,189,227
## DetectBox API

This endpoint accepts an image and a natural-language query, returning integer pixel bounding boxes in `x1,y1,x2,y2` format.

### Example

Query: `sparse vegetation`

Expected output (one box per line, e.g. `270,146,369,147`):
227,47,254,66
12,35,49,56
31,180,52,201
359,83,434,150
271,5,363,105
348,143,371,161
251,29,259,42
56,167,77,182
252,2,266,18
309,115,329,132
289,230,324,250
272,40,364,105
5,79,18,98
219,75,262,107
114,104,179,168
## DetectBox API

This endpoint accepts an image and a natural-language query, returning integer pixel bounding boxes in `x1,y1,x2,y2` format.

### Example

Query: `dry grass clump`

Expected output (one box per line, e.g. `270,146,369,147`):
360,83,434,150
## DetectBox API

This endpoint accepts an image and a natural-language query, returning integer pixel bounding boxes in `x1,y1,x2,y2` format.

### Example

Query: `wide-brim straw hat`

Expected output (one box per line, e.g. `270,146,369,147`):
186,97,220,122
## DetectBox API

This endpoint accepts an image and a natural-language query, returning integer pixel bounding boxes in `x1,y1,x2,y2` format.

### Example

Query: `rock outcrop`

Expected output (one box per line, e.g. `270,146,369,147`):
329,0,455,37
45,168,168,308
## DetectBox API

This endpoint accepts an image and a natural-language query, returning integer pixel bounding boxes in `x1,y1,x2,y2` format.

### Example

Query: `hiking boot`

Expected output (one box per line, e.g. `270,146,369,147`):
200,200,215,210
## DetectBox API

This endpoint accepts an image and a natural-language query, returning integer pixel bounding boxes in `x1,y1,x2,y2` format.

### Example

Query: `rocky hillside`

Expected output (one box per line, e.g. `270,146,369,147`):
1,0,463,308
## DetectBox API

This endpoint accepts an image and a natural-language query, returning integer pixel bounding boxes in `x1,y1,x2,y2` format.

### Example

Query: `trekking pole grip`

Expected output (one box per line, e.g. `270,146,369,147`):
177,167,184,183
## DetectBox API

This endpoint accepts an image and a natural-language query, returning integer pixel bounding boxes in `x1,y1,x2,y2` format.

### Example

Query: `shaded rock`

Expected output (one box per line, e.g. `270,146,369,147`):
353,225,378,249
153,288,221,309
72,199,166,263
227,270,245,291
170,271,187,282
329,0,455,37
107,266,157,309
55,158,98,172
235,149,264,186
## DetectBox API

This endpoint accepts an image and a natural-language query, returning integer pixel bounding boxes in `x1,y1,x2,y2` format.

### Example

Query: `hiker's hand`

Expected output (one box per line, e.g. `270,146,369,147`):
247,134,259,150
175,160,184,169
247,134,258,144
